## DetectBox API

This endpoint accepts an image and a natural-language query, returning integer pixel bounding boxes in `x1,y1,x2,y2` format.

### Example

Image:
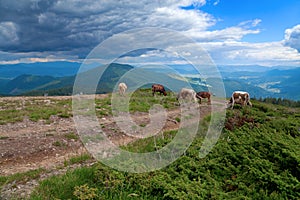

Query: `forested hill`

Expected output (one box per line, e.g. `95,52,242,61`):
0,62,299,101
0,63,134,96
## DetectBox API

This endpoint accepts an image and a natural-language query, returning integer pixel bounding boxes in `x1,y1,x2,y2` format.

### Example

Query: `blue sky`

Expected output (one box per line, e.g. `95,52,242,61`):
200,0,300,42
0,0,299,67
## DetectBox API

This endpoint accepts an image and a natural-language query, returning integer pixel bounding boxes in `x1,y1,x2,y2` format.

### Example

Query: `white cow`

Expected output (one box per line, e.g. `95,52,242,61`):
177,88,197,103
118,82,127,96
227,91,252,109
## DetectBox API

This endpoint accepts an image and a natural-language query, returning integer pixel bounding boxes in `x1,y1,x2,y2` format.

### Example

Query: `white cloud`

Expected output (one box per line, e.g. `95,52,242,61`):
213,0,220,6
284,24,300,52
148,6,215,31
183,19,261,43
202,41,300,66
0,0,299,68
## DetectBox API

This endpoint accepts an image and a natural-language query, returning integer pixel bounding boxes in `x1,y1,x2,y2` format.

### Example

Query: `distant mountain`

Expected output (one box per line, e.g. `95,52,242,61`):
3,74,56,95
1,62,299,100
218,65,296,73
2,63,208,96
269,68,300,100
220,67,300,100
223,79,273,98
1,63,134,95
0,61,81,78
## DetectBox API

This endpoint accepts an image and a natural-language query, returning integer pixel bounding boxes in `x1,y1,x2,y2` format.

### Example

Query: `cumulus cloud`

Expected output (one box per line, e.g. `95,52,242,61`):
0,0,253,58
186,19,260,42
1,0,298,67
284,24,300,52
201,41,300,66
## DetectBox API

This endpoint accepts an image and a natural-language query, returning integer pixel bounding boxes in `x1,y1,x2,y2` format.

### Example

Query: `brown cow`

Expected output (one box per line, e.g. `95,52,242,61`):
196,91,211,104
152,84,167,96
227,91,252,109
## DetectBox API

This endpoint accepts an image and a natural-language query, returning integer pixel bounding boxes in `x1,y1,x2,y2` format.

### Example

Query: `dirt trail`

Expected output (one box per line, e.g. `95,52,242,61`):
0,95,226,199
0,95,226,175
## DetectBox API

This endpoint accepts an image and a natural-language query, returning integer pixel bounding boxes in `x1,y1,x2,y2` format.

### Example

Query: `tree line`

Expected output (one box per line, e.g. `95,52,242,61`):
254,97,300,107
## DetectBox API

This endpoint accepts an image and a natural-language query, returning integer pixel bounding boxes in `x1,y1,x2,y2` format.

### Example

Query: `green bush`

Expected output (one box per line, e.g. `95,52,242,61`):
73,184,98,200
30,101,300,199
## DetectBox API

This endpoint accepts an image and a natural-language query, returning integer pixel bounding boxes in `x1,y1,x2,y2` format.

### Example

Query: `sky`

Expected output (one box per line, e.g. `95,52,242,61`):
0,0,300,67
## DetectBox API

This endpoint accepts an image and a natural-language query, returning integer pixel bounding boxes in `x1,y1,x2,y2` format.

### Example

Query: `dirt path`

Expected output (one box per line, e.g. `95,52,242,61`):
0,95,226,199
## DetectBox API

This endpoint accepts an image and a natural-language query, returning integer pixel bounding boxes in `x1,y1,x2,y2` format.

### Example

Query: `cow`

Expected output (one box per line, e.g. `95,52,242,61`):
152,84,167,96
177,88,197,103
196,91,211,104
227,91,252,109
118,82,127,96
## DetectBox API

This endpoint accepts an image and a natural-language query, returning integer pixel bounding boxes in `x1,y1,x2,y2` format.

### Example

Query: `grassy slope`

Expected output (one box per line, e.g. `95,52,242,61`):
28,100,300,199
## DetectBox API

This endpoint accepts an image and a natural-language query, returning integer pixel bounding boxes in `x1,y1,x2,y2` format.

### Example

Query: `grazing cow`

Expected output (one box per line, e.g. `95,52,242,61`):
177,88,197,103
118,82,127,96
227,91,252,109
152,84,167,96
196,91,211,104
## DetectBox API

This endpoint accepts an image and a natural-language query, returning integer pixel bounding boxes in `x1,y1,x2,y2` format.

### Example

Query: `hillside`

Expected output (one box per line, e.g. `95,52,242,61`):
30,99,300,199
0,61,81,78
0,93,299,199
1,63,134,95
220,67,300,100
0,62,300,100
1,63,208,96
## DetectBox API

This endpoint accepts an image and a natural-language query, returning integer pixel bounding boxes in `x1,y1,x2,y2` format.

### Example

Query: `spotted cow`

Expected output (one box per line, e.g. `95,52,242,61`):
227,91,252,109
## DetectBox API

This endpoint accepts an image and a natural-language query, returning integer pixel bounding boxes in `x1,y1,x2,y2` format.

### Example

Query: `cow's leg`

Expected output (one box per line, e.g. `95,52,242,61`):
231,97,235,109
248,101,252,107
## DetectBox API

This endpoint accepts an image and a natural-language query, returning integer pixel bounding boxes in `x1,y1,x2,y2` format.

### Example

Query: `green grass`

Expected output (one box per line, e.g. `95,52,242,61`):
122,130,177,153
95,96,112,117
0,168,45,189
53,140,65,147
64,132,79,140
0,98,72,124
0,109,23,124
30,167,96,200
93,89,179,121
29,100,300,199
0,90,177,125
128,89,178,113
64,154,93,166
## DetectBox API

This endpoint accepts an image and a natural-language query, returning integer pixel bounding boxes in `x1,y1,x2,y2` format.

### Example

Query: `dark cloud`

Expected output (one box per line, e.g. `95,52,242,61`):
0,22,18,46
0,0,215,58
284,24,300,52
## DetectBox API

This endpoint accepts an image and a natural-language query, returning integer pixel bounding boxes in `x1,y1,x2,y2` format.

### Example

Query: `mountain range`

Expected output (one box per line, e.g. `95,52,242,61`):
0,62,299,100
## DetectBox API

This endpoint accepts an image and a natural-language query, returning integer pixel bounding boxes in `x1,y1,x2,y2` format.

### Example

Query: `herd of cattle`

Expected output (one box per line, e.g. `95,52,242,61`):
118,82,252,109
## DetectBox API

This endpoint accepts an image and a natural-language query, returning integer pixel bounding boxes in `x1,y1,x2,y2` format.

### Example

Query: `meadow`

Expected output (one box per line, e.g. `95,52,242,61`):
0,91,299,199
31,98,300,199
